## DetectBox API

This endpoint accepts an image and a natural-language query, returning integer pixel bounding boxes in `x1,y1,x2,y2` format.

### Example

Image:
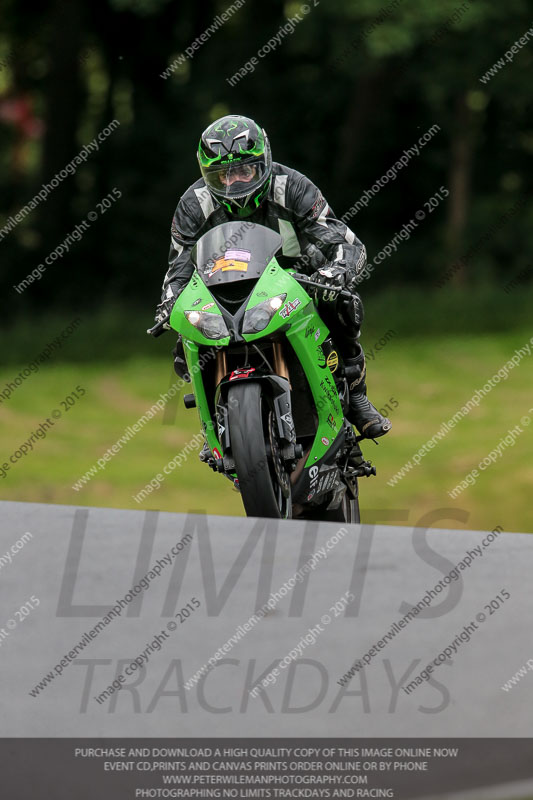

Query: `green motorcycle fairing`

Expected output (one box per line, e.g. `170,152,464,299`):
168,222,346,474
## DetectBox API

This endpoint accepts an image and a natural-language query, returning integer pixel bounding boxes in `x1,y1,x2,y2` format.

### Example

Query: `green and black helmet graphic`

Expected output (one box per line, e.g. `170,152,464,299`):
198,114,272,218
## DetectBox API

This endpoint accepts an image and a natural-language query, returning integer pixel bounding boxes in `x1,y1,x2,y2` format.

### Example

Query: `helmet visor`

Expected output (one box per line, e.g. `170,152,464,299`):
202,161,268,200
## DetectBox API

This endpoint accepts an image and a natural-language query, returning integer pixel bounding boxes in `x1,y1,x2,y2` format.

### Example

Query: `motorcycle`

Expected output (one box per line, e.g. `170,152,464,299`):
149,221,380,521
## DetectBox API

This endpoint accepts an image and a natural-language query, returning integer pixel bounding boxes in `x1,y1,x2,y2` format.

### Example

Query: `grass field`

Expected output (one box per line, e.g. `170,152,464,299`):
1,323,531,534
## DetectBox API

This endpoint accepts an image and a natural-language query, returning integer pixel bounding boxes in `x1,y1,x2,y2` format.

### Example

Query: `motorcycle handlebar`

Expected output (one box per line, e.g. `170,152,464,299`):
290,273,353,300
146,317,170,337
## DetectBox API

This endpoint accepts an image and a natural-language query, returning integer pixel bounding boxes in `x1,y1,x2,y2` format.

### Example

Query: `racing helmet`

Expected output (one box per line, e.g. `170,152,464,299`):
198,114,272,218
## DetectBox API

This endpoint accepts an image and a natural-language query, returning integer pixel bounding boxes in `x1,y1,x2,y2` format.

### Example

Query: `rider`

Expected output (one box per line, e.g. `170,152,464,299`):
154,114,390,440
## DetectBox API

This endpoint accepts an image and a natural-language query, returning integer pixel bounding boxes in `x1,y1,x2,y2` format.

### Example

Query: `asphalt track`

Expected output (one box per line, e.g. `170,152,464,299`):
1,501,532,797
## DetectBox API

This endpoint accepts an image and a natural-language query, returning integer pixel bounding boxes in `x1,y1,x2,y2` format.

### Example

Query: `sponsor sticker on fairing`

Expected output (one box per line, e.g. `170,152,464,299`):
209,249,251,276
279,298,302,318
229,367,256,381
327,350,339,372
225,249,251,261
309,465,319,490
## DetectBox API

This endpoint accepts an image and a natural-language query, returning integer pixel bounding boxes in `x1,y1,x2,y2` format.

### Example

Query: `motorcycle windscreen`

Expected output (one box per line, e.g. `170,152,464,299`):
192,222,283,287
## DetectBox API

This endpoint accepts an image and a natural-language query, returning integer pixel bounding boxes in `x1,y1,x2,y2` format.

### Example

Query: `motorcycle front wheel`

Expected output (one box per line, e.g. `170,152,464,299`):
227,381,292,519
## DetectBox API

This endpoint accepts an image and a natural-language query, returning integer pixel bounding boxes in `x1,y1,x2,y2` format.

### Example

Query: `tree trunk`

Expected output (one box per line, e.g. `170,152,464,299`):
39,0,84,246
334,69,386,196
446,93,475,286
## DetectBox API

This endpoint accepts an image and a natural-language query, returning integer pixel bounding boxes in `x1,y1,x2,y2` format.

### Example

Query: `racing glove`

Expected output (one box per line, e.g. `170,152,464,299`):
310,261,349,303
154,296,176,329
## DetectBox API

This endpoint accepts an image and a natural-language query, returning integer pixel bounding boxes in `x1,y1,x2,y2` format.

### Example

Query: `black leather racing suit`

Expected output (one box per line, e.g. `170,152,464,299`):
158,162,367,357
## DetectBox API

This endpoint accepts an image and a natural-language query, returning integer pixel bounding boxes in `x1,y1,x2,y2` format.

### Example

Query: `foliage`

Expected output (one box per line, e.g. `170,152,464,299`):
0,0,531,320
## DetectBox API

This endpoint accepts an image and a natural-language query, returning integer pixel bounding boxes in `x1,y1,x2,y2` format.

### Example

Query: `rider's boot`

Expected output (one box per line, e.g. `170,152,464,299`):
344,347,391,438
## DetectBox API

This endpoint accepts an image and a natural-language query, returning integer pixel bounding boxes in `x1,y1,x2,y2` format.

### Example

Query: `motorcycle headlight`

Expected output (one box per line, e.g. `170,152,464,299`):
242,294,287,334
185,310,229,340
